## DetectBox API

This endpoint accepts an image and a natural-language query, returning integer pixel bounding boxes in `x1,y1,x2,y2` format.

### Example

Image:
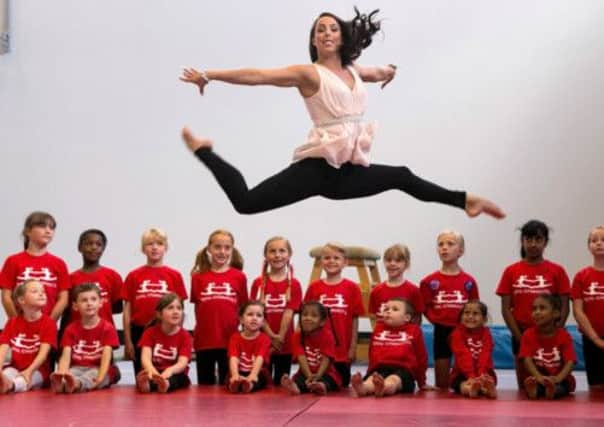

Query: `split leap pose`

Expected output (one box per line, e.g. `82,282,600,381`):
180,8,505,219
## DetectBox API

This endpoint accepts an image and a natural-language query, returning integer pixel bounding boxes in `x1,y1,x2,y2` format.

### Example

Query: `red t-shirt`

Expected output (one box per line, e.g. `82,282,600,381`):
420,271,479,327
0,314,57,380
571,266,604,337
291,326,341,387
250,276,302,354
227,332,271,374
121,265,187,326
190,268,248,350
69,266,123,325
60,318,120,367
448,325,496,384
519,327,576,388
0,251,70,316
138,324,193,373
368,322,427,387
368,281,424,323
496,260,571,329
304,279,365,362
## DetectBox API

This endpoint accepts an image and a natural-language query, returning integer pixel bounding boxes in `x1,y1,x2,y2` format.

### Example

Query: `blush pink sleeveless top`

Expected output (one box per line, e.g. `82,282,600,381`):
292,64,376,168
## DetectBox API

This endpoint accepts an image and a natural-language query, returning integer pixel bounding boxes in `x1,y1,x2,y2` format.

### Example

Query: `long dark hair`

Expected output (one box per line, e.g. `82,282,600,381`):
309,7,381,66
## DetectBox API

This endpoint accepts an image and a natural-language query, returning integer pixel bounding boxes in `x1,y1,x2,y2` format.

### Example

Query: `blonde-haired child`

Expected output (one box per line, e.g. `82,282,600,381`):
190,229,248,385
420,230,479,389
122,228,188,374
250,236,302,383
0,280,57,393
304,242,365,387
369,244,423,324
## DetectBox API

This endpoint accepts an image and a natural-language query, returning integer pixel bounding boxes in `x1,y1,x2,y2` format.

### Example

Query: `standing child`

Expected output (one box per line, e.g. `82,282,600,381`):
0,280,57,393
496,220,571,388
68,229,123,326
420,230,479,389
136,293,192,393
227,301,272,393
122,228,188,374
250,236,302,383
449,300,497,398
571,226,604,389
369,244,423,325
0,211,70,321
351,298,428,398
51,283,120,393
519,294,576,400
304,243,365,387
281,301,341,395
190,229,248,385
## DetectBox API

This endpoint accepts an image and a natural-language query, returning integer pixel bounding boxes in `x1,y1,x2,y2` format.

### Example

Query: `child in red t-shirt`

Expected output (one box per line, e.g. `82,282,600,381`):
571,226,604,389
449,300,497,398
122,228,188,374
519,294,576,399
0,211,69,321
281,301,341,395
351,298,427,397
496,220,571,389
68,229,123,326
420,230,479,390
369,244,423,325
136,293,192,393
190,229,248,385
227,301,271,393
304,242,365,387
250,236,302,384
0,279,57,393
51,284,120,393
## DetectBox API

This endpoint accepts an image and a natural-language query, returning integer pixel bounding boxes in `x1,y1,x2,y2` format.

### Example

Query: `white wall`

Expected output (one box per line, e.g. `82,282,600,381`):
1,0,603,330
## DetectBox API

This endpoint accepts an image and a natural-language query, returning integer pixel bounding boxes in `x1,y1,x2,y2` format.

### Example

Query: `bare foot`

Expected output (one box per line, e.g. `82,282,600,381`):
181,127,213,152
481,376,497,399
152,374,170,393
309,381,327,396
64,373,80,393
469,379,481,398
0,372,14,394
350,372,367,397
50,373,65,393
372,372,385,398
465,194,505,219
228,378,242,393
524,377,538,400
136,371,151,394
280,374,300,395
240,379,254,394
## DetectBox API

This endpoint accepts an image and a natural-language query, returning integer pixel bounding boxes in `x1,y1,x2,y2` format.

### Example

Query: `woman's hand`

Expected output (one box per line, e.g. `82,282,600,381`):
381,64,397,89
180,67,209,95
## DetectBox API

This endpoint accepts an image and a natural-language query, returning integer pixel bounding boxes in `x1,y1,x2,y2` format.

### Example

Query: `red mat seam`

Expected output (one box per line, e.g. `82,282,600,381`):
283,397,321,426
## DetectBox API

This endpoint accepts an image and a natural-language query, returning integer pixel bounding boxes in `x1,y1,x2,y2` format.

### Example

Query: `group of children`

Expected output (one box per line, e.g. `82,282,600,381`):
1,212,603,402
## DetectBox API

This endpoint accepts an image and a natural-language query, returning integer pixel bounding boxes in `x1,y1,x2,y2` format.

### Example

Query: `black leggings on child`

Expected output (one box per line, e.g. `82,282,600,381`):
269,354,293,384
194,149,466,214
196,349,228,385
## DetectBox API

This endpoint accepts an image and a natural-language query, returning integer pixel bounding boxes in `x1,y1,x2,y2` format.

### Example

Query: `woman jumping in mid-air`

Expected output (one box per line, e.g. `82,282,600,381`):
180,8,505,219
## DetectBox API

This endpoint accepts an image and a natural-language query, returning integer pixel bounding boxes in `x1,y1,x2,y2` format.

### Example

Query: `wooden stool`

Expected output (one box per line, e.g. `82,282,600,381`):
308,245,381,361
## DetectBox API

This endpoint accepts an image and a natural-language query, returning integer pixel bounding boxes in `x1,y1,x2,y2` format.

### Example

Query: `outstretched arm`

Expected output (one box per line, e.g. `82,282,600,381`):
180,65,319,96
353,64,396,89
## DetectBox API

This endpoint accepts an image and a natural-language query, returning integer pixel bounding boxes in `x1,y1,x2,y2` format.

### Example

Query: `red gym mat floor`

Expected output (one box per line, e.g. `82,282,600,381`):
1,386,603,427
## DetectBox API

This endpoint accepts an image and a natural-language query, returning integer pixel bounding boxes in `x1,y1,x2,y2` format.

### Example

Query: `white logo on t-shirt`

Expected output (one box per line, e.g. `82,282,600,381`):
10,333,40,353
137,280,169,295
17,267,57,287
304,346,322,368
374,330,411,344
434,290,467,304
72,339,103,359
201,282,236,297
466,337,483,359
585,282,604,296
534,347,561,368
152,343,177,362
319,293,347,309
238,351,254,372
513,275,551,290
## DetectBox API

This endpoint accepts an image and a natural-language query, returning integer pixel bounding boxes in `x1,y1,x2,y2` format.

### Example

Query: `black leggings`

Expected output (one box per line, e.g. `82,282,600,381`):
196,349,228,385
195,149,466,214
